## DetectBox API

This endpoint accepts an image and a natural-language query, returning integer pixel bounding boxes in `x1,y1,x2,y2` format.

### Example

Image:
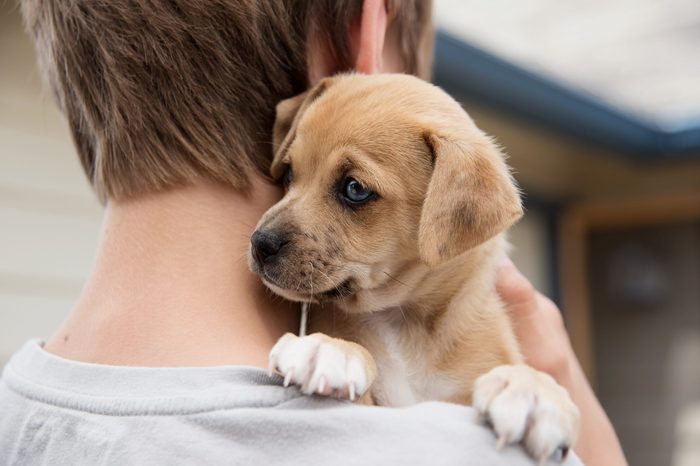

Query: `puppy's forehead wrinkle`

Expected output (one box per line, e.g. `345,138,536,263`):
341,149,417,197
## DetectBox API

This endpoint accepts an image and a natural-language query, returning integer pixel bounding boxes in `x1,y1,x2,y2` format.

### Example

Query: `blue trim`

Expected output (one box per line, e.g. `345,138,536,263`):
433,31,700,159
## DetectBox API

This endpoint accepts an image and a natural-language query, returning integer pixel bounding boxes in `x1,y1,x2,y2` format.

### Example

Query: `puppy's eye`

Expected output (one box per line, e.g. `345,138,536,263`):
342,177,374,205
282,165,292,188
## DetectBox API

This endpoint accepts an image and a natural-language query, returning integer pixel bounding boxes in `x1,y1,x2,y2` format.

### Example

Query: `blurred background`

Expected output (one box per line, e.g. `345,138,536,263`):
1,1,699,465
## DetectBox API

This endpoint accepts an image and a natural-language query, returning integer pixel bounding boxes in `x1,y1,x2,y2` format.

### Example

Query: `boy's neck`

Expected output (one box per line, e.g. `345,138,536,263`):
44,179,298,368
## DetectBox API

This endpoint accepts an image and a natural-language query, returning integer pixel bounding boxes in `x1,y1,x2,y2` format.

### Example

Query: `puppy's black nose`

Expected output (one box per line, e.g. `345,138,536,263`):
251,230,286,264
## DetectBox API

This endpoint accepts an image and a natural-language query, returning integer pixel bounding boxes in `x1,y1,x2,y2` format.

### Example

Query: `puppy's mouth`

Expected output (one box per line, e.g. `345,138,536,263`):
316,278,356,300
261,271,356,303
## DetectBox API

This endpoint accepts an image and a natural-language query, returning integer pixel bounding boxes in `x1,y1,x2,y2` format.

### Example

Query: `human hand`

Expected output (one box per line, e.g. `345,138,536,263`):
495,258,628,466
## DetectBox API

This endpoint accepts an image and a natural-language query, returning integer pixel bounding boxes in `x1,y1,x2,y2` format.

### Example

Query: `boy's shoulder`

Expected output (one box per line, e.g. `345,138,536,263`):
0,341,581,465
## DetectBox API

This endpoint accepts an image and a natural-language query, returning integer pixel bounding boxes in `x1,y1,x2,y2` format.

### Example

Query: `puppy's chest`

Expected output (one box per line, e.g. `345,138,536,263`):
365,315,459,407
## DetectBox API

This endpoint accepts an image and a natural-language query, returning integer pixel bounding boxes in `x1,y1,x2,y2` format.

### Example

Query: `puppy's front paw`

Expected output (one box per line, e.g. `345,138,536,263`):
269,332,376,401
473,365,580,465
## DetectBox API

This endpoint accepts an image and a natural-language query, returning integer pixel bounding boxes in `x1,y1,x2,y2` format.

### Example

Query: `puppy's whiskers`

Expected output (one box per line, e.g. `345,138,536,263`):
315,266,344,297
234,251,250,264
398,305,409,325
382,271,412,289
309,261,315,301
236,220,257,230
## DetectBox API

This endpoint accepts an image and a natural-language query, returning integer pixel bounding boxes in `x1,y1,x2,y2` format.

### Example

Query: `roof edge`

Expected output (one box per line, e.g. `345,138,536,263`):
433,31,700,159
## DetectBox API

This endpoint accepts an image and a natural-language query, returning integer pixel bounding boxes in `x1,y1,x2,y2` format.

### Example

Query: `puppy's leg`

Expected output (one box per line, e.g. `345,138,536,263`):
269,332,377,403
472,365,580,465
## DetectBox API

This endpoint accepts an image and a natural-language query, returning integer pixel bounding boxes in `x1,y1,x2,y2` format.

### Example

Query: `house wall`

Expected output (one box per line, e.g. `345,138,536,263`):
465,102,700,201
0,5,102,362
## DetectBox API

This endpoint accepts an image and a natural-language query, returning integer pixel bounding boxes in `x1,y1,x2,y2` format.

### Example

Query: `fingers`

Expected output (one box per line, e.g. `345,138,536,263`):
496,257,538,320
497,258,564,327
496,258,571,380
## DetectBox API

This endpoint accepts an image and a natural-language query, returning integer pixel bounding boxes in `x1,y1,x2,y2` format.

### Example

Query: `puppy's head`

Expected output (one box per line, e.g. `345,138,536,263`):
249,74,522,310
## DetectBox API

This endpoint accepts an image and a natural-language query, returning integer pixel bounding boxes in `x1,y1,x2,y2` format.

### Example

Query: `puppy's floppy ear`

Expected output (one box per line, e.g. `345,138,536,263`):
418,129,523,267
270,78,336,179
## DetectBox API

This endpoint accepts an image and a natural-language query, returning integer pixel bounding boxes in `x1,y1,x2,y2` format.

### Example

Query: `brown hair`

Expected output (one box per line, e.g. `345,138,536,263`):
21,0,433,202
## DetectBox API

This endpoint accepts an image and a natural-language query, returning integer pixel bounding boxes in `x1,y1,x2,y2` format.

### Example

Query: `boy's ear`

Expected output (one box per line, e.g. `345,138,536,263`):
418,130,523,267
354,0,388,74
270,78,336,179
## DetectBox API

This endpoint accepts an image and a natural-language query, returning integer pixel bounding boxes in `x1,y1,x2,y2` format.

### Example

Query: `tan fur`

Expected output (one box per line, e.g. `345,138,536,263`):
253,73,524,406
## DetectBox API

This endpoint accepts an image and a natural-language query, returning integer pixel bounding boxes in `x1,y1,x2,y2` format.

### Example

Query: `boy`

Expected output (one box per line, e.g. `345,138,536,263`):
1,1,623,464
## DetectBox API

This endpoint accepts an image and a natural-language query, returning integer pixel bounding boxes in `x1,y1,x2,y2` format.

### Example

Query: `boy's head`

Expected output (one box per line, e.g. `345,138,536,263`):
21,0,434,202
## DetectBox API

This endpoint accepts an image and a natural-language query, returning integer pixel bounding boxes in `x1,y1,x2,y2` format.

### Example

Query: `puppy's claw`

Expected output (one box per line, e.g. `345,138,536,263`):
560,445,570,462
473,365,579,464
318,376,327,394
537,453,553,466
349,383,356,401
283,369,294,387
495,433,509,451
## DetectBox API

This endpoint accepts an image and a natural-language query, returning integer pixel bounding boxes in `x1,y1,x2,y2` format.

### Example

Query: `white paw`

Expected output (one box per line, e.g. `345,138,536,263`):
269,333,369,401
473,365,580,465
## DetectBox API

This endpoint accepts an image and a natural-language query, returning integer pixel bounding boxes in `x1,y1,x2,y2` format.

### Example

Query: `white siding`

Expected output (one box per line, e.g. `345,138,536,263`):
508,209,553,299
0,6,102,363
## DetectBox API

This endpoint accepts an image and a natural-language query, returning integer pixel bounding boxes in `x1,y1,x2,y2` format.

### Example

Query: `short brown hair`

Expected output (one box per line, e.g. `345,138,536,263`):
21,0,434,202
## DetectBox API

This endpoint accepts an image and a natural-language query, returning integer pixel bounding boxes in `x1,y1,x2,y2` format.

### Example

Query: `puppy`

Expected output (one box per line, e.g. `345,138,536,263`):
249,73,579,463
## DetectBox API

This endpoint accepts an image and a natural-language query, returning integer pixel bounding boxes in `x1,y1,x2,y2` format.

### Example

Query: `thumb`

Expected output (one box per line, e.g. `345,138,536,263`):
495,257,539,323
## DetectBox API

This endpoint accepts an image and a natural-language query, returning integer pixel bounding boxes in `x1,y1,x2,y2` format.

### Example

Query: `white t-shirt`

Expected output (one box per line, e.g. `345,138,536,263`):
0,340,582,465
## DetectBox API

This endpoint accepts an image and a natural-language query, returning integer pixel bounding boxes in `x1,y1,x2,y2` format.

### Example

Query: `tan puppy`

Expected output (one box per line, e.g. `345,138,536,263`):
249,73,579,463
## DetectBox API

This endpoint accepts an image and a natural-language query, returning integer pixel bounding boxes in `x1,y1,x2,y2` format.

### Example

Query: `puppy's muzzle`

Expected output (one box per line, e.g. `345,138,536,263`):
249,226,355,302
251,229,288,266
